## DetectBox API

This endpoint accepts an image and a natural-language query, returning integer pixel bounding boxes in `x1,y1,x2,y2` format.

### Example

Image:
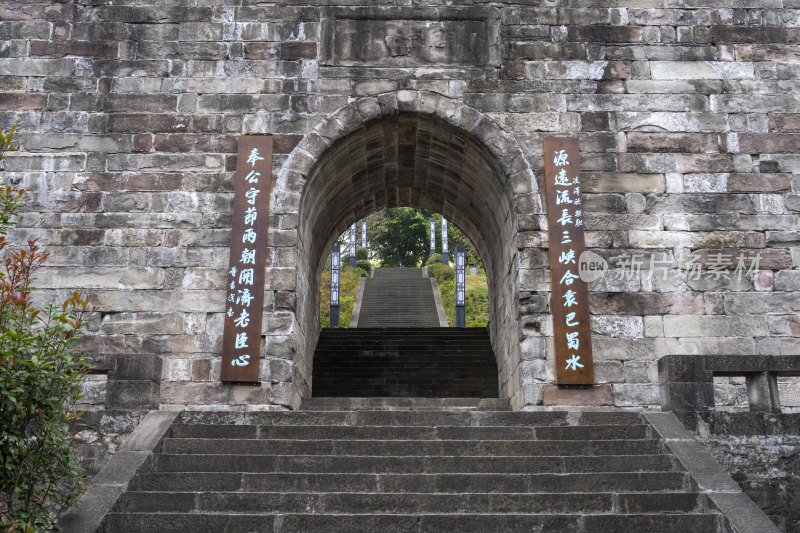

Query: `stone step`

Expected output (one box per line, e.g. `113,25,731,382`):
312,390,500,398
315,355,492,360
315,323,496,396
318,328,488,335
168,423,652,441
100,512,723,533
299,397,510,410
313,353,492,359
130,471,690,493
356,268,441,328
311,366,496,373
314,350,492,356
175,409,644,427
148,453,677,474
116,491,706,514
359,299,438,303
356,322,442,327
317,350,492,354
312,373,491,378
372,268,425,277
310,377,495,385
159,438,663,456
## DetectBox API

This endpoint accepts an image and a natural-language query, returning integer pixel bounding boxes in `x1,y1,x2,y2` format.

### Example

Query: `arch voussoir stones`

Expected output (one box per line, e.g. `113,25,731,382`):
271,91,544,411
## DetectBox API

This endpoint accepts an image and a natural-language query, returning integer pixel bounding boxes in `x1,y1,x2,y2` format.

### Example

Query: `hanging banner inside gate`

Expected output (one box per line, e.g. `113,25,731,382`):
543,137,594,385
221,135,273,383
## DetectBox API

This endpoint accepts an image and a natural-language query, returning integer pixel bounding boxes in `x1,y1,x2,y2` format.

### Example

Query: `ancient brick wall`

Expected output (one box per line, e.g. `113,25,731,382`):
697,412,800,531
1,0,799,411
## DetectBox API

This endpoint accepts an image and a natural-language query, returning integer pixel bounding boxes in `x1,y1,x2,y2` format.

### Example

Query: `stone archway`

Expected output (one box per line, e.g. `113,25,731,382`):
272,90,542,410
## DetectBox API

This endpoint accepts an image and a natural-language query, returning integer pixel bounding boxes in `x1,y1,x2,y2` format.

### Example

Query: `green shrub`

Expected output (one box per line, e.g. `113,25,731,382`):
427,262,454,283
426,253,441,266
355,247,369,261
0,126,94,531
355,259,371,275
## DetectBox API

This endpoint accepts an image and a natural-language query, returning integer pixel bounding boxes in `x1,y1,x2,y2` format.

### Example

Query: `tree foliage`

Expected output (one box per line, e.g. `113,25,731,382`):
367,208,434,268
0,126,95,532
446,221,482,268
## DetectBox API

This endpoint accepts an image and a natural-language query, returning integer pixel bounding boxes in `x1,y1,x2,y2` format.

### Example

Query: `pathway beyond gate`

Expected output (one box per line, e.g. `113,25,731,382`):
313,267,498,398
356,267,441,328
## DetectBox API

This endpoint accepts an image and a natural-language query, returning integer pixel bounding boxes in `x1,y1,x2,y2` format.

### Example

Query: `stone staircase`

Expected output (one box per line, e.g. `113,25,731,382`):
312,327,498,398
99,405,729,532
356,268,440,327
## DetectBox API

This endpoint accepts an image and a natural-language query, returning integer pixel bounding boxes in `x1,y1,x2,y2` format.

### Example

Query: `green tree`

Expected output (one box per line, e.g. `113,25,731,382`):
0,127,94,532
447,221,482,268
367,208,433,267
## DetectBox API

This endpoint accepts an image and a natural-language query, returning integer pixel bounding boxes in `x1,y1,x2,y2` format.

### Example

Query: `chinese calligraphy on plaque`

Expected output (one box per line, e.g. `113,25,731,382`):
221,136,273,383
543,137,594,385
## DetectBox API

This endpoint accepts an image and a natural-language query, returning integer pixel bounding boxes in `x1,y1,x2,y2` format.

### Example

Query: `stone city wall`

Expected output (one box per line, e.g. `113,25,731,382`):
0,0,799,412
697,412,800,532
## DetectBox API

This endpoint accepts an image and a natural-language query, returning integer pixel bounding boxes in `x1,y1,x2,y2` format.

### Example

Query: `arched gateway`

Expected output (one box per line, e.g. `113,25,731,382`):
273,90,542,410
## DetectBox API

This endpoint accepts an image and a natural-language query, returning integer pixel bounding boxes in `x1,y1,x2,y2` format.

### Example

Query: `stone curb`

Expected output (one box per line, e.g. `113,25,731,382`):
348,277,366,328
429,277,450,327
59,410,178,533
643,412,780,533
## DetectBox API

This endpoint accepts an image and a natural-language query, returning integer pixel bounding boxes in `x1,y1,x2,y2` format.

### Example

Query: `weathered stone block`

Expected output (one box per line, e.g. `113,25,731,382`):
582,172,665,193
651,61,754,80
769,114,800,132
657,353,713,385
109,354,162,382
663,315,768,338
542,384,613,406
589,292,705,315
105,380,160,409
727,173,790,192
590,315,644,338
100,312,184,335
691,248,792,271
614,383,660,406
738,134,800,154
320,18,495,68
626,132,720,153
659,381,715,412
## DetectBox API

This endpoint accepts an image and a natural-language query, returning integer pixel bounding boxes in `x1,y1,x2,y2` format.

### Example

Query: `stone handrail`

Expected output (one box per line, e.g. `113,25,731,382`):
658,354,800,420
87,353,162,410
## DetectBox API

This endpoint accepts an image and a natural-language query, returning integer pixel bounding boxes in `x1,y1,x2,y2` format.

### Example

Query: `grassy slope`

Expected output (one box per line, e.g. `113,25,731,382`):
319,266,362,327
428,263,489,328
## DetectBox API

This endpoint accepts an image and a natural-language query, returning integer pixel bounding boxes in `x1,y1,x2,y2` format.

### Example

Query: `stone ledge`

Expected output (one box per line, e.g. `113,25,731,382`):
644,412,780,533
542,384,613,406
59,410,178,533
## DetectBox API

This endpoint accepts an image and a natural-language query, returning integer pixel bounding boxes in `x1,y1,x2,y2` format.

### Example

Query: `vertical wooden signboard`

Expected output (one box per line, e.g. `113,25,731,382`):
221,135,273,383
543,137,594,385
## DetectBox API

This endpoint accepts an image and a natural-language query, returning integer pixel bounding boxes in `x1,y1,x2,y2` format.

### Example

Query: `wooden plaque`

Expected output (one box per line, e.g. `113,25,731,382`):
221,135,273,383
543,137,594,385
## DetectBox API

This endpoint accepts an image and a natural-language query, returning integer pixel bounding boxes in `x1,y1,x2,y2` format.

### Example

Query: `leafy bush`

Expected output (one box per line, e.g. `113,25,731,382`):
0,126,95,531
341,251,371,275
426,253,441,266
427,262,454,283
355,259,371,275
